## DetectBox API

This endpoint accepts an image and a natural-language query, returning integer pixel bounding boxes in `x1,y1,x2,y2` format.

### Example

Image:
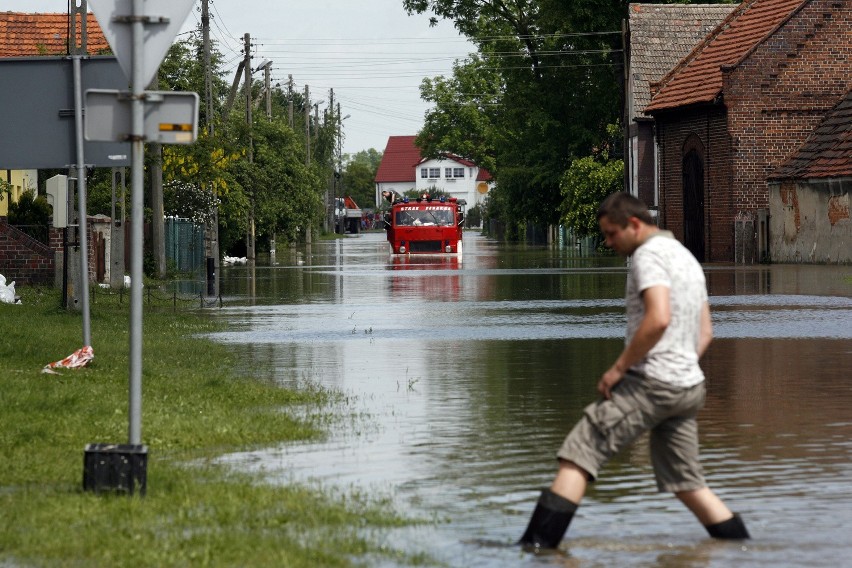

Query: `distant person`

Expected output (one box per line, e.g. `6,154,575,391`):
519,192,750,549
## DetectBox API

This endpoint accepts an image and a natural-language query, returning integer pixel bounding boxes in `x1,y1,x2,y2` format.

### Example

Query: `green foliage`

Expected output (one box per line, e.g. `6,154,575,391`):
416,56,500,175
153,30,336,253
405,0,628,231
247,118,324,245
343,148,383,171
560,155,624,237
340,149,383,210
465,202,484,228
7,190,51,244
342,160,377,210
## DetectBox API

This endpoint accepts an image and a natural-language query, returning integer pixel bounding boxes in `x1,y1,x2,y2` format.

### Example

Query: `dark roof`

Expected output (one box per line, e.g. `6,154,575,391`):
645,0,806,113
374,136,421,183
0,12,109,57
770,89,852,180
628,3,735,119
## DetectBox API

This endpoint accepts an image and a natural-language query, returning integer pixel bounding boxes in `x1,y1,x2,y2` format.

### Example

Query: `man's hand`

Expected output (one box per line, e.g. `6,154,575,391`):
597,365,624,400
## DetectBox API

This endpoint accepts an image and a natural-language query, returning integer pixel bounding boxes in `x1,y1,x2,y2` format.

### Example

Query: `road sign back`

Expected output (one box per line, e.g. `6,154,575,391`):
89,0,195,87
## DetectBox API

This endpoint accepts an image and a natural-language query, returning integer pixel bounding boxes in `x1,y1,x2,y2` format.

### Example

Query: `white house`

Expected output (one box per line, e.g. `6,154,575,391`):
374,135,493,208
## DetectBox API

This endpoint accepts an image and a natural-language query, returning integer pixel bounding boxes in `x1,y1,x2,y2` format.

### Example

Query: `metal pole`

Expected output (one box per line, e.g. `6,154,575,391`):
129,0,145,445
72,55,92,346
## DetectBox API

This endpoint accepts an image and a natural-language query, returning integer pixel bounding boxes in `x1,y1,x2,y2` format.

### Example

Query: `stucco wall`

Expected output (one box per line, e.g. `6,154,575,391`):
415,158,490,207
769,179,851,264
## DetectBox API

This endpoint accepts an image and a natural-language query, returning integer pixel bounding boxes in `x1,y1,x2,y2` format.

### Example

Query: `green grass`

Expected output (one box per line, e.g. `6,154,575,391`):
0,288,431,567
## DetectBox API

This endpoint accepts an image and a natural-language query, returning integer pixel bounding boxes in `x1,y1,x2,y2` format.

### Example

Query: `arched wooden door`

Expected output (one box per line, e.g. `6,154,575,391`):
682,149,705,262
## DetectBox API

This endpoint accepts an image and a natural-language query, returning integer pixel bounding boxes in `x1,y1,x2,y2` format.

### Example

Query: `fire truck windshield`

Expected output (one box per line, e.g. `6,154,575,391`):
395,208,454,227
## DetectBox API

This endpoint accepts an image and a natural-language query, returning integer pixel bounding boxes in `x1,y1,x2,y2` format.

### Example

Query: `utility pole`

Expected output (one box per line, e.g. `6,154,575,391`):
202,0,214,134
201,0,219,296
337,102,343,235
304,84,310,166
288,75,294,128
150,71,165,279
328,88,335,233
264,62,272,119
244,33,255,261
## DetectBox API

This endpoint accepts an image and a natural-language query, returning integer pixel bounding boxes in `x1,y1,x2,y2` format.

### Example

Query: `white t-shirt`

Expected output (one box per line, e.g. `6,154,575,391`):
625,231,708,388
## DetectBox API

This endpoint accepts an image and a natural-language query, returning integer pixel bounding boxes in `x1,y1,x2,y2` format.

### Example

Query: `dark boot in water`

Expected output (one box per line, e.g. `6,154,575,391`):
706,513,750,539
519,488,578,549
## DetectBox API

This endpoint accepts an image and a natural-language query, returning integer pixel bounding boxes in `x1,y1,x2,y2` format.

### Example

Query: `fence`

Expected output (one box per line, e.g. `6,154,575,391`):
165,217,205,274
89,283,223,310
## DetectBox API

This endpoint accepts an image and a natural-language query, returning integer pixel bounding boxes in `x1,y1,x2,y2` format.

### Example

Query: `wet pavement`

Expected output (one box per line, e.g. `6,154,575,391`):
207,231,852,567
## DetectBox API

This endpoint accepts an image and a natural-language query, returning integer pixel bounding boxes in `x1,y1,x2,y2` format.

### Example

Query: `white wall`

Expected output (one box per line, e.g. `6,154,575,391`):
414,157,491,208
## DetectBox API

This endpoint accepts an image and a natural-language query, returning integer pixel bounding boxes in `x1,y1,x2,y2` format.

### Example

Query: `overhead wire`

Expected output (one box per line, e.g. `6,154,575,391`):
186,8,622,149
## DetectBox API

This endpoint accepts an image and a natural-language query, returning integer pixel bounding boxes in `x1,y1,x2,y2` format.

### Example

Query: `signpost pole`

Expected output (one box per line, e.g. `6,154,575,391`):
83,0,196,495
128,0,145,445
72,55,92,346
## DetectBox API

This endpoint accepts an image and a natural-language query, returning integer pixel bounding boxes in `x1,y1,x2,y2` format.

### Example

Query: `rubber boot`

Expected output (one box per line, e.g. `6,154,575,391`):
518,488,578,549
705,513,750,539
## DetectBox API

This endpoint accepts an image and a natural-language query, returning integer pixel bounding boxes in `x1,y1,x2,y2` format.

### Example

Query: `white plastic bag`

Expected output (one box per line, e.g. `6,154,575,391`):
0,274,17,304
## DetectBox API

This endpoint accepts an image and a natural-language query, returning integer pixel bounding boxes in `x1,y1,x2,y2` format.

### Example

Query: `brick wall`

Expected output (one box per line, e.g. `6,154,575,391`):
723,0,852,213
0,217,101,286
655,0,852,262
656,107,733,261
0,216,54,285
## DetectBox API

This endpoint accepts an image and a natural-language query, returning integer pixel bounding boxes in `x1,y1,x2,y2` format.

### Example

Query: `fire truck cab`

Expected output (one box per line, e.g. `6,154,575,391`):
383,193,465,256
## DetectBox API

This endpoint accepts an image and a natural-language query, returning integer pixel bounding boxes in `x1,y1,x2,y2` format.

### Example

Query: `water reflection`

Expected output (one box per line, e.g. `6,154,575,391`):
209,232,852,567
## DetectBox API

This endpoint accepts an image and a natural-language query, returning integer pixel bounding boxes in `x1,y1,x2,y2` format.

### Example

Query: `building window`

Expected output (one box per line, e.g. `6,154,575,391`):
445,167,453,178
453,168,464,178
428,167,440,178
420,168,428,179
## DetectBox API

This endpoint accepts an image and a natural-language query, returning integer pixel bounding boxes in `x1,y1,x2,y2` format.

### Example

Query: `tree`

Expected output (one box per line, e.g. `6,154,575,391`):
342,149,383,209
404,0,628,232
244,117,323,247
8,190,51,244
560,155,623,237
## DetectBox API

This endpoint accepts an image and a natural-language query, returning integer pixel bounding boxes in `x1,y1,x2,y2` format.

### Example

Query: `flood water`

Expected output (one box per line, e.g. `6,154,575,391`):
207,232,852,567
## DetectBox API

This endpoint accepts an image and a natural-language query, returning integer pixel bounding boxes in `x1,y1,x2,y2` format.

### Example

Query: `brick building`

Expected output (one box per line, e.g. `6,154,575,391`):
624,3,735,213
644,0,852,263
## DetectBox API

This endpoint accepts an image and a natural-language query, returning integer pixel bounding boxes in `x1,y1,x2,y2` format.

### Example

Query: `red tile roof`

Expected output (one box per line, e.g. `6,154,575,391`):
374,136,494,183
645,0,807,113
476,169,492,182
0,12,110,57
628,3,736,118
374,136,422,183
770,89,852,180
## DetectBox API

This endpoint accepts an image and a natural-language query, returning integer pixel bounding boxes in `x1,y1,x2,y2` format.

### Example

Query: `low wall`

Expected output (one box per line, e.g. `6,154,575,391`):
0,217,54,285
769,179,851,264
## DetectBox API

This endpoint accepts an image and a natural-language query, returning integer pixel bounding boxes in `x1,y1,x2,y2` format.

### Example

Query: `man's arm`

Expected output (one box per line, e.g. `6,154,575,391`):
697,300,713,358
597,285,670,399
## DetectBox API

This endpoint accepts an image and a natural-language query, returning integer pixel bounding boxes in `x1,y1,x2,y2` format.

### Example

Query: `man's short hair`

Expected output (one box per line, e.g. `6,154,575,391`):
597,192,654,227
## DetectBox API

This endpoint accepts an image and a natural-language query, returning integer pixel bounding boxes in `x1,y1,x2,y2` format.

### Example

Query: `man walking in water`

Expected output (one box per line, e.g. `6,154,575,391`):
520,192,749,549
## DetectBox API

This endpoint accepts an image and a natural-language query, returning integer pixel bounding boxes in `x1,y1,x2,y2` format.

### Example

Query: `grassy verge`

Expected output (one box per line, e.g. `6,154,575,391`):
0,288,427,567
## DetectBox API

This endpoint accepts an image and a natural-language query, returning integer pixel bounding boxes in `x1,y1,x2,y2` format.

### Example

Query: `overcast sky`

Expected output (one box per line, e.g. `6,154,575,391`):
6,0,475,155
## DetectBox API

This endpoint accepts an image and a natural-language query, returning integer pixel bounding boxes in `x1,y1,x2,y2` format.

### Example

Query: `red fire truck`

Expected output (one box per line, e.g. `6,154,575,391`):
383,193,465,256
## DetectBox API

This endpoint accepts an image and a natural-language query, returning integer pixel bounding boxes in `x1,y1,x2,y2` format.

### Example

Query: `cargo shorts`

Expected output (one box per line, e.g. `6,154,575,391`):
557,372,707,493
